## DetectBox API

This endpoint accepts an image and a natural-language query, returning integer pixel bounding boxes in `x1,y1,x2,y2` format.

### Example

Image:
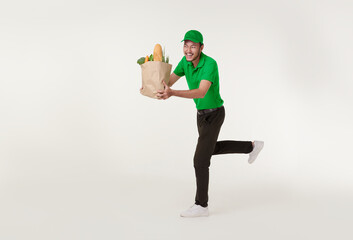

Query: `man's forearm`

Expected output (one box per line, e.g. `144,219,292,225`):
168,79,176,87
168,73,180,87
171,89,204,99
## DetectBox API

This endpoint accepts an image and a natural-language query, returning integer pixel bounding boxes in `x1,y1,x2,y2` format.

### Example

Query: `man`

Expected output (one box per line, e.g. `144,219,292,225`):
156,30,264,217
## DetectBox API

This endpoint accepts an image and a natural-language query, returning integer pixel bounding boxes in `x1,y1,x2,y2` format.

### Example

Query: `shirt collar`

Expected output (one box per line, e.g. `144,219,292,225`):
187,52,205,70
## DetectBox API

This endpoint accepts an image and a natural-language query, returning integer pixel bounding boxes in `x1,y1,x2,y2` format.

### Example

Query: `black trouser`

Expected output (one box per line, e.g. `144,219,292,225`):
194,106,253,207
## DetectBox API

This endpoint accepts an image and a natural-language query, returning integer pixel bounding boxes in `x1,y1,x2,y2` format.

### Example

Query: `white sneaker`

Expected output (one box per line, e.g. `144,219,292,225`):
180,204,209,217
248,140,264,164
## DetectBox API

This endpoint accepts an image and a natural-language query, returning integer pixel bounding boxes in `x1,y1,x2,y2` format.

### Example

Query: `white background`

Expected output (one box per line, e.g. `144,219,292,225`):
1,0,353,239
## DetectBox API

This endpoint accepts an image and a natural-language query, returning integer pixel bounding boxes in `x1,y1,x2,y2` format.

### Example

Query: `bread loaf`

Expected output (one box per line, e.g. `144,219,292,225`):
153,44,163,61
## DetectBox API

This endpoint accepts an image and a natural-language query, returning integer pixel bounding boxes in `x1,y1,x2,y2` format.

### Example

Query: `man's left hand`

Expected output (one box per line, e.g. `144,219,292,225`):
156,80,173,100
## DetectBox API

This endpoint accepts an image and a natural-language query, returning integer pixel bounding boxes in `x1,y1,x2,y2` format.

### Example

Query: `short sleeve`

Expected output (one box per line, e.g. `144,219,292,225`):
173,58,185,77
199,61,218,84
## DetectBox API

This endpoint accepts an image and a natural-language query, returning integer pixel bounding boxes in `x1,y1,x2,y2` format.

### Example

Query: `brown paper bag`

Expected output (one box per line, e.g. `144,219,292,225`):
140,61,172,99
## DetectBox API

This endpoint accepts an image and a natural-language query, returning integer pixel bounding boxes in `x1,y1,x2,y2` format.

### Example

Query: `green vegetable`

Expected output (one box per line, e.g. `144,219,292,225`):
149,54,153,61
137,57,145,65
162,46,165,62
166,55,169,63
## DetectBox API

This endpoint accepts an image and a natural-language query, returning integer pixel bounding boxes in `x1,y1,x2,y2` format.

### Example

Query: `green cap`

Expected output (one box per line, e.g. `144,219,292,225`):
181,30,203,45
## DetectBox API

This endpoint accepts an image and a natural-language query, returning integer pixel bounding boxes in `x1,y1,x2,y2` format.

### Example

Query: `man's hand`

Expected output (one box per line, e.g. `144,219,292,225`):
156,80,173,100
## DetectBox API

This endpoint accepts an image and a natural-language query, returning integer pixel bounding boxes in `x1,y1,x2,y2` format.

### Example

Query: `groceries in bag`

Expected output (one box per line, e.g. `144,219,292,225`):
138,44,172,99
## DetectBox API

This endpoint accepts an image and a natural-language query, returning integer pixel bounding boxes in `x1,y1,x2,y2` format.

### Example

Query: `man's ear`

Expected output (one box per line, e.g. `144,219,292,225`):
200,44,204,51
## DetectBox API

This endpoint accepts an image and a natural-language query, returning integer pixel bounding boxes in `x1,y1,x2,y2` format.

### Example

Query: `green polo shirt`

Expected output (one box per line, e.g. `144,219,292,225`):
173,52,224,110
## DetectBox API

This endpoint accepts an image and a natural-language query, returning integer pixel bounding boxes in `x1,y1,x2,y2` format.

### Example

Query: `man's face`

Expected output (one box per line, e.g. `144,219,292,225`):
183,40,203,62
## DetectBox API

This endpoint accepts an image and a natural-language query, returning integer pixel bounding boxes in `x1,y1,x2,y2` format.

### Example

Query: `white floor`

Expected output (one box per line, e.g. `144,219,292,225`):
1,171,352,240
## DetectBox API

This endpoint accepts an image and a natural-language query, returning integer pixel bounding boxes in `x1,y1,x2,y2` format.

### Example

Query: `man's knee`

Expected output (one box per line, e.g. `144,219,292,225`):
193,156,211,169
